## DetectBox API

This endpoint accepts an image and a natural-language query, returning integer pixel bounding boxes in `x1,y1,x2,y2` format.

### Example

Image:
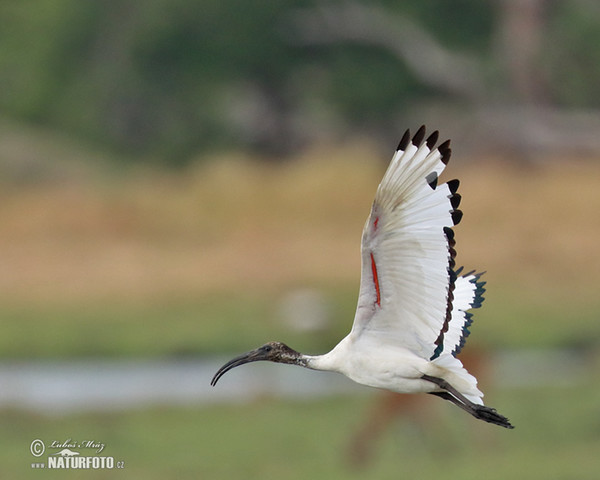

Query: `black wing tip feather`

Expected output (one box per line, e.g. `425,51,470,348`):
451,210,463,225
412,125,427,147
450,193,462,209
426,130,439,149
438,139,452,165
397,129,411,151
447,179,460,194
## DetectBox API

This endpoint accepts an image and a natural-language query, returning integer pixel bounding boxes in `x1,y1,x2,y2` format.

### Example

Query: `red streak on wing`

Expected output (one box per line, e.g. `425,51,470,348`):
373,216,379,230
370,252,381,307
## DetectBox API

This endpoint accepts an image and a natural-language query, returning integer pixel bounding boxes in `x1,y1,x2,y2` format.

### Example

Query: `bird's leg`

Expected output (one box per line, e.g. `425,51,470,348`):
421,374,513,429
421,374,475,405
429,391,474,416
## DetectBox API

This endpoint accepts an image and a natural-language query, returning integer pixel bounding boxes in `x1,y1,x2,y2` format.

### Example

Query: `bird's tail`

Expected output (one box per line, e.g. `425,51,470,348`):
431,354,483,405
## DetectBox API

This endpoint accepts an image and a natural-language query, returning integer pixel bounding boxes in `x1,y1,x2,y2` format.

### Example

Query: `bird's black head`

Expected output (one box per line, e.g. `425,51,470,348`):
211,341,303,386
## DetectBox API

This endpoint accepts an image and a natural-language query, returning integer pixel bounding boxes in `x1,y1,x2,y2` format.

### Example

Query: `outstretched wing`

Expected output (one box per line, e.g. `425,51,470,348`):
350,126,479,360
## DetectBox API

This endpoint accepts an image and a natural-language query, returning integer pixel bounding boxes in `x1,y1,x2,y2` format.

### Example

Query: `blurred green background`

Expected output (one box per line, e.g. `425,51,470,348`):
1,0,599,478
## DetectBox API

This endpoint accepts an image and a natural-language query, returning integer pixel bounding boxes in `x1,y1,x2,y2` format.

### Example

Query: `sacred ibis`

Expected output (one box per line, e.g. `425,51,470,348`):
211,126,513,429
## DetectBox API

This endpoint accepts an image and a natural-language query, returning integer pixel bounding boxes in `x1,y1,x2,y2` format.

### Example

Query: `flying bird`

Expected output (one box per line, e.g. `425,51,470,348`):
212,126,513,429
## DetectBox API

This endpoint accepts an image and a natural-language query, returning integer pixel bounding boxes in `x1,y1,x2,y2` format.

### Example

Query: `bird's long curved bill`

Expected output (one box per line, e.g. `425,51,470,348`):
211,350,263,386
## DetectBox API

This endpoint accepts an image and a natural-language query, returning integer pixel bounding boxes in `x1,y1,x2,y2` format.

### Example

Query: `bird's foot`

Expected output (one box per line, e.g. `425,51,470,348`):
473,405,514,429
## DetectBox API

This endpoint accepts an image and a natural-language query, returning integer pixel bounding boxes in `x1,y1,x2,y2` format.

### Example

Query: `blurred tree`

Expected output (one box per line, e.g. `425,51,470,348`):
493,0,550,104
544,0,600,107
0,0,599,164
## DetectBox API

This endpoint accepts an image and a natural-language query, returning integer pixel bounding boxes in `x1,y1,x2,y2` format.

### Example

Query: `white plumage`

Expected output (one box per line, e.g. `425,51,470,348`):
212,126,513,429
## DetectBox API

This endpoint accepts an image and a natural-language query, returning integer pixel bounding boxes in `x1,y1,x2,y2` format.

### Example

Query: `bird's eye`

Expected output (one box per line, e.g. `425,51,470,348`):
262,345,272,352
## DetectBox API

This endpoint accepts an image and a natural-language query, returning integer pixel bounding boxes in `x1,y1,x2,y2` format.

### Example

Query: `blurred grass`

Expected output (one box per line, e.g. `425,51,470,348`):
0,289,356,359
1,285,599,360
4,380,600,479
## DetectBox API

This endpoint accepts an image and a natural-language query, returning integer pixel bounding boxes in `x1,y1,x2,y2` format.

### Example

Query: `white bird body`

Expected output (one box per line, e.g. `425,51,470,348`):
212,126,513,428
306,334,482,404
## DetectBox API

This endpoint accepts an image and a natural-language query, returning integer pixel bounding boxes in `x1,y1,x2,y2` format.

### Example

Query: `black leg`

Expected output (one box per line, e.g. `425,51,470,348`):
430,391,475,416
422,375,514,429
